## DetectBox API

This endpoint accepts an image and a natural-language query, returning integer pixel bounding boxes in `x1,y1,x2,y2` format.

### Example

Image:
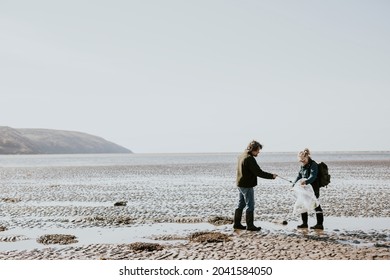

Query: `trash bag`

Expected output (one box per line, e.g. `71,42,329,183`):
292,180,320,214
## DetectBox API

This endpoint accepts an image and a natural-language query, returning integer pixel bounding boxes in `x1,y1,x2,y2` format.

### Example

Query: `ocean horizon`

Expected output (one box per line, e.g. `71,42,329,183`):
1,150,389,167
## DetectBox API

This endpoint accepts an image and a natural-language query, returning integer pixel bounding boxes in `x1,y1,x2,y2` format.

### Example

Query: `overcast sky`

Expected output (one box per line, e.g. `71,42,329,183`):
1,0,389,153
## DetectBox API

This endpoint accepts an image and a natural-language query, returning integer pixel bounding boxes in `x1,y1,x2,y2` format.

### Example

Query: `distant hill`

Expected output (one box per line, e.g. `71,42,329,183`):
0,126,132,154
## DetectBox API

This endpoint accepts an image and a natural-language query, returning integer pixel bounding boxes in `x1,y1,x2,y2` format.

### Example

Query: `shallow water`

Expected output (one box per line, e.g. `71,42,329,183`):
1,217,389,251
0,223,214,251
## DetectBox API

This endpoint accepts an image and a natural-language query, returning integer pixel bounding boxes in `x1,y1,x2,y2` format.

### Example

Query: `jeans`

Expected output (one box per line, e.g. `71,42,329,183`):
237,187,254,212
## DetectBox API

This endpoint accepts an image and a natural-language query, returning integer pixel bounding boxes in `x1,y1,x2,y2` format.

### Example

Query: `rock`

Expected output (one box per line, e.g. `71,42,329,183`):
114,201,127,207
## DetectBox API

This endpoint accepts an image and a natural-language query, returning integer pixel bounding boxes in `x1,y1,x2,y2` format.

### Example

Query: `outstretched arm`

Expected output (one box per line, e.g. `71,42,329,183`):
248,157,275,179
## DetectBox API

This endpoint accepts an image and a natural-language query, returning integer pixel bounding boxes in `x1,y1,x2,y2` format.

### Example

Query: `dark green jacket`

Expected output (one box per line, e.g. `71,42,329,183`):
236,152,274,188
294,158,320,197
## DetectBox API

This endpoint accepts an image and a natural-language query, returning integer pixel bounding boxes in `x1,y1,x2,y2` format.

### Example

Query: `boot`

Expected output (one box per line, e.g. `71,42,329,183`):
233,209,246,229
246,211,261,231
297,212,308,229
310,213,324,230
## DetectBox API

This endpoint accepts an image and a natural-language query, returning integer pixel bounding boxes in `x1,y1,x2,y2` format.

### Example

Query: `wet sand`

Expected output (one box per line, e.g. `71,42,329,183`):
0,222,389,260
0,159,389,260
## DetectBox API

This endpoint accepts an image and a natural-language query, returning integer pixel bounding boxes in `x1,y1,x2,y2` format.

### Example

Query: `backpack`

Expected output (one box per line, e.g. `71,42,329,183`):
316,161,331,187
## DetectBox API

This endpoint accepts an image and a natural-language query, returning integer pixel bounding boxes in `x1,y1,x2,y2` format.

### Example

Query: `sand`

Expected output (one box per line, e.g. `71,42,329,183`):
0,159,389,260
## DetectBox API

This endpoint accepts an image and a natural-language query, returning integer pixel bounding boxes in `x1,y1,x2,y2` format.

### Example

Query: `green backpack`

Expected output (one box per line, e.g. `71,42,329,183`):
317,161,331,187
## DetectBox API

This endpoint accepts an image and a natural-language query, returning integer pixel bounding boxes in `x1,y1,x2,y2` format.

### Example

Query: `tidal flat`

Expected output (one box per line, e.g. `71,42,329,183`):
0,153,389,259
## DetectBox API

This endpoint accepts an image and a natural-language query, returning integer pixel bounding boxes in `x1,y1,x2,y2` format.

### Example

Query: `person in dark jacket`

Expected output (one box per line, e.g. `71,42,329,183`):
293,148,324,230
233,140,277,231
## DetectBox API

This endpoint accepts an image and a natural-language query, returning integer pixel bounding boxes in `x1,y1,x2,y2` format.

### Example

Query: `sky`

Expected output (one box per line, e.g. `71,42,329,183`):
1,0,389,153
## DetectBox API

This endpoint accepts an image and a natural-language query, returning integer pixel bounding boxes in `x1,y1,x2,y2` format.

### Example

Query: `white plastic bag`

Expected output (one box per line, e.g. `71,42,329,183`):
292,179,320,214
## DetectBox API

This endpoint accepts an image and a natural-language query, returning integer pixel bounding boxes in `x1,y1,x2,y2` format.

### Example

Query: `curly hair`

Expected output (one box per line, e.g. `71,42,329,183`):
246,140,263,153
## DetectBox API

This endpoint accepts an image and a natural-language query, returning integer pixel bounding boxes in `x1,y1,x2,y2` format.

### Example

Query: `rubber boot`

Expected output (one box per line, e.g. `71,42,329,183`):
233,209,246,229
297,212,308,229
246,211,261,231
310,213,324,230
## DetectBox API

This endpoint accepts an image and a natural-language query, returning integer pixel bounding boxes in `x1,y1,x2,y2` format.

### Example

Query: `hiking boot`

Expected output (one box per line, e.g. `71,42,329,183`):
233,209,246,230
297,223,308,229
246,211,261,231
310,224,324,230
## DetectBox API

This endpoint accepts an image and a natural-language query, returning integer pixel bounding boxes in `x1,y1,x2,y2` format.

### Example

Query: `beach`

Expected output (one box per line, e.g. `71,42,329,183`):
0,153,389,260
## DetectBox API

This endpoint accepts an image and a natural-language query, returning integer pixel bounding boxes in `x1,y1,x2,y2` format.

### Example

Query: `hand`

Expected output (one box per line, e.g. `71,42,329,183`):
273,174,278,179
300,180,307,186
